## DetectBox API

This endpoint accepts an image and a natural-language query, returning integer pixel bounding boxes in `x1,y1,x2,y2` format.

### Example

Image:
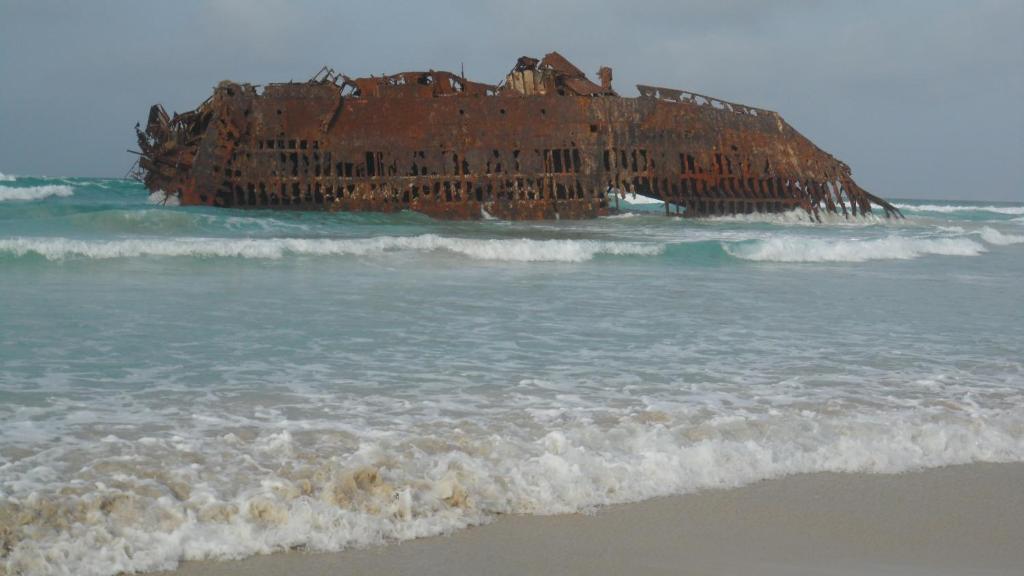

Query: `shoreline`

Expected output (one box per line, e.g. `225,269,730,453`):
159,462,1024,576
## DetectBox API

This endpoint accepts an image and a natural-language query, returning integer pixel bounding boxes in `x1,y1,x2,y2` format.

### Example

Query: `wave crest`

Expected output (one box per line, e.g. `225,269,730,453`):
147,190,180,206
724,235,987,262
701,208,887,227
3,405,1021,576
977,226,1024,246
0,235,664,262
0,185,74,202
894,203,1024,215
619,194,664,205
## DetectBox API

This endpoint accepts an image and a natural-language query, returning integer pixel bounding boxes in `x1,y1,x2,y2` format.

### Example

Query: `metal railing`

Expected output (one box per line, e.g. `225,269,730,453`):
636,84,773,117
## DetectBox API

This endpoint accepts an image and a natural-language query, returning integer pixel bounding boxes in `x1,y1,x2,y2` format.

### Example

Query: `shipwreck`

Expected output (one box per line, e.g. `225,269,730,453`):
133,51,901,220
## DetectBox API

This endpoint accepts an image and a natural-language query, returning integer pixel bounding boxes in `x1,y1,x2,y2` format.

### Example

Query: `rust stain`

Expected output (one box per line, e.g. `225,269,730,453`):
133,51,902,220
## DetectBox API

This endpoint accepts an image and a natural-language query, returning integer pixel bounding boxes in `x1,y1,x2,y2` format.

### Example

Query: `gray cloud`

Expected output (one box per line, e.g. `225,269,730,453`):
1,0,1020,200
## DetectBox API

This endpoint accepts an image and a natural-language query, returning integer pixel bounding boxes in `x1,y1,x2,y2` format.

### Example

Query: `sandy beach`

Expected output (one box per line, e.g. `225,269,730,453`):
158,462,1024,576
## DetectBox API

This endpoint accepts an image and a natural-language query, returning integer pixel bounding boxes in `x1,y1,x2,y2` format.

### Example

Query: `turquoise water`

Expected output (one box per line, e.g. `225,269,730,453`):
2,174,1023,575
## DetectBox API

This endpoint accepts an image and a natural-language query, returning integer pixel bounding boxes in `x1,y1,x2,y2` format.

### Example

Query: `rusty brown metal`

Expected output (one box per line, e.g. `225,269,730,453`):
134,51,902,220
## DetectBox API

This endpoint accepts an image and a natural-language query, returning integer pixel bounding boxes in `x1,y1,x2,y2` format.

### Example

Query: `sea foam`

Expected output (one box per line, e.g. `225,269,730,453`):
701,208,888,227
0,184,74,202
893,202,1024,215
0,235,664,262
619,194,665,205
3,402,1022,576
0,171,16,182
724,235,987,262
977,226,1024,246
148,190,181,206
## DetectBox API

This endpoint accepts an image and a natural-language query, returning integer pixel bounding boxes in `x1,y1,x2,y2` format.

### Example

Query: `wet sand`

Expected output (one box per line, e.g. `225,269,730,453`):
161,462,1024,576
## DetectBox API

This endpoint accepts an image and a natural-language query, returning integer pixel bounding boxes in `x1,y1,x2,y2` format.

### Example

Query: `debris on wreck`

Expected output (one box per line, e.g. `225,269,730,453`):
132,51,901,220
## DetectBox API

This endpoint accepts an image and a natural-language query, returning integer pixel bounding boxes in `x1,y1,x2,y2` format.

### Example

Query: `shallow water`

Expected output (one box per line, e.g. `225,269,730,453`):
2,174,1023,575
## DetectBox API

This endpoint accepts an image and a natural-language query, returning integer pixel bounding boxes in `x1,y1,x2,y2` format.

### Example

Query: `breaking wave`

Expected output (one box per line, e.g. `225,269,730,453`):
0,171,16,182
977,226,1024,246
724,235,987,262
148,190,180,206
701,208,888,227
0,235,664,262
0,184,74,202
619,194,664,205
894,202,1024,215
3,402,1022,576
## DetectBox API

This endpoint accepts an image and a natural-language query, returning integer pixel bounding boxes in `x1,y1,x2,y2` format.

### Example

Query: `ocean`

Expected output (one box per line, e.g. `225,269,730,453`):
1,173,1022,575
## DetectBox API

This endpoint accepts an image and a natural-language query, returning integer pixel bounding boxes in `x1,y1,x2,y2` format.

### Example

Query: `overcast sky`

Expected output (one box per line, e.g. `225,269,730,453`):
1,0,1021,201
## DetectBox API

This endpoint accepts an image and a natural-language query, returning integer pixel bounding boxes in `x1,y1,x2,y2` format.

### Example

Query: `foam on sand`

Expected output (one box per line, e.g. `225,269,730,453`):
0,234,664,262
3,401,1022,576
724,235,986,262
0,184,74,202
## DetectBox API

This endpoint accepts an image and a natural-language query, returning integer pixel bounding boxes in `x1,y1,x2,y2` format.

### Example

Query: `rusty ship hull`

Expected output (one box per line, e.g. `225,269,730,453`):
134,52,900,220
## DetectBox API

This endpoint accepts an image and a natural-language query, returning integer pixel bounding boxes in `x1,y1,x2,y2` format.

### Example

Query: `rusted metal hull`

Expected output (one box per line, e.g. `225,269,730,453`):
134,53,900,220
